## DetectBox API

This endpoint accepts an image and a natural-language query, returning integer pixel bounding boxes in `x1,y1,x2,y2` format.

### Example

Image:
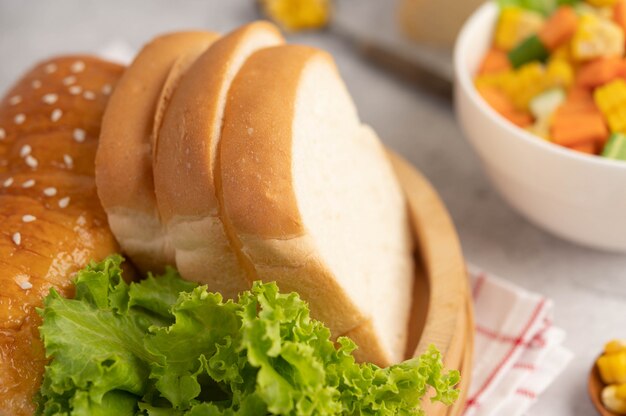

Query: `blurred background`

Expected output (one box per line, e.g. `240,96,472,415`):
1,1,625,414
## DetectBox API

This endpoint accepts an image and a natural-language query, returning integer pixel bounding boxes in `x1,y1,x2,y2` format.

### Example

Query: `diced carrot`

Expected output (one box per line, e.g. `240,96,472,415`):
568,86,593,102
558,98,597,114
576,58,626,88
538,6,579,50
477,85,533,127
567,141,597,155
552,106,609,146
479,48,512,75
614,0,626,37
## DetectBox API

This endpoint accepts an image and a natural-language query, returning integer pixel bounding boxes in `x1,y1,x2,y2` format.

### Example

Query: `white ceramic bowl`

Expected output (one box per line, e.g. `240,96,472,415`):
454,2,626,252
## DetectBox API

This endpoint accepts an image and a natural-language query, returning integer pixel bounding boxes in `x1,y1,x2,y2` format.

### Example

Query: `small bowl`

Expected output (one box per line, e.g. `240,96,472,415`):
454,2,626,252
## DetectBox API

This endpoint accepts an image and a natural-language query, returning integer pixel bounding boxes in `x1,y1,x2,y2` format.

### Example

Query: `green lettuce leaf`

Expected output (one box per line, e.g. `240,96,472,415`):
37,256,460,415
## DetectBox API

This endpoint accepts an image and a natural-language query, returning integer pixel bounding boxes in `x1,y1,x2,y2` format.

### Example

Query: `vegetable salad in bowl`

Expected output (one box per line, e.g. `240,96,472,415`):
475,0,626,160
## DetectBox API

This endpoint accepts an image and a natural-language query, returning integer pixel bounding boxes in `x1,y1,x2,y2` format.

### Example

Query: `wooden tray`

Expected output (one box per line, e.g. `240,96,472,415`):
388,151,473,415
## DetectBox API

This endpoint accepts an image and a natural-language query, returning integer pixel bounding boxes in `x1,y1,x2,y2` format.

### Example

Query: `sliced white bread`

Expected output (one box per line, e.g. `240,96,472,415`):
96,31,218,273
218,45,414,365
153,22,284,300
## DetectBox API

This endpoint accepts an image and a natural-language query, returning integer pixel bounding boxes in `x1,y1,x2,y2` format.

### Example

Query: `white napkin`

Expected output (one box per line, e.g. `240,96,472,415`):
463,266,573,416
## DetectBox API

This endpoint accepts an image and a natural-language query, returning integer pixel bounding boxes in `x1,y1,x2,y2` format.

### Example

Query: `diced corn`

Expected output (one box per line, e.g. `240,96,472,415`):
602,385,626,414
550,44,574,63
495,7,545,51
598,352,626,384
260,0,330,31
606,340,626,355
571,14,625,60
476,60,574,111
547,59,575,87
594,79,626,133
617,384,626,400
586,0,619,7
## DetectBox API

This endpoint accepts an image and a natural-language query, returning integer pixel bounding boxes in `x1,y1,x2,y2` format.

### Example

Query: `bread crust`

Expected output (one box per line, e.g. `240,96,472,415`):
154,22,284,298
96,31,218,272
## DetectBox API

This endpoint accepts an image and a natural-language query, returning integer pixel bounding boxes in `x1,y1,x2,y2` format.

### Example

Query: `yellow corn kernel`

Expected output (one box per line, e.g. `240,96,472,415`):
260,0,330,31
606,340,626,355
603,385,626,414
572,14,625,61
502,62,546,109
594,79,626,133
586,0,618,7
551,44,574,63
598,352,626,384
547,59,574,88
617,384,626,400
495,7,545,51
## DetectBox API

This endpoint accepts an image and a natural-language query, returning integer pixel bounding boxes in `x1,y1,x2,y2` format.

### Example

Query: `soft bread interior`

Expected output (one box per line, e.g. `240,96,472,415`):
153,23,284,299
291,65,413,363
328,125,415,364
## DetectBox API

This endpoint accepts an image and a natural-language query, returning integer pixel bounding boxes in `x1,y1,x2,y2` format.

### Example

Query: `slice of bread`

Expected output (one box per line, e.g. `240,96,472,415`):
153,22,284,300
96,32,218,273
218,45,414,365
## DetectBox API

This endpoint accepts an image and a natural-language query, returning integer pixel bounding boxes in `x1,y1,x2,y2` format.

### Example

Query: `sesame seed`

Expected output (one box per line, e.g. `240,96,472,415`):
51,109,62,122
32,79,42,89
102,84,112,95
62,75,77,86
20,144,31,157
43,187,57,196
73,128,86,143
22,214,36,223
25,155,38,168
44,63,57,73
15,276,32,290
3,177,13,187
63,154,73,168
9,95,22,106
0,128,5,140
69,85,82,95
12,232,21,245
42,93,58,105
22,179,35,188
70,60,85,73
83,91,96,100
58,197,70,208
14,114,25,125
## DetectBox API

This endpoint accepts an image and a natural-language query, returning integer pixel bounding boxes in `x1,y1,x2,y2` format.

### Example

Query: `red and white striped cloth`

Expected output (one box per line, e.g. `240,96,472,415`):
463,266,573,416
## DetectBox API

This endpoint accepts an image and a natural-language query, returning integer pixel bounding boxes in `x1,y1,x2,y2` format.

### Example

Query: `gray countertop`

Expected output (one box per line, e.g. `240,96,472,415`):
2,1,624,414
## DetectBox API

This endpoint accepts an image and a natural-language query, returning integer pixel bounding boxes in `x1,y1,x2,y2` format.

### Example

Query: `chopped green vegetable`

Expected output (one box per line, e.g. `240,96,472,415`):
37,256,460,415
602,133,626,160
508,34,550,68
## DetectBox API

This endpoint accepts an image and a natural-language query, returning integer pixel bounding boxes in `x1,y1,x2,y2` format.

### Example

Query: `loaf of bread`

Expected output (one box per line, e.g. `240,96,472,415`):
154,22,284,299
0,56,123,415
96,32,218,274
100,24,415,367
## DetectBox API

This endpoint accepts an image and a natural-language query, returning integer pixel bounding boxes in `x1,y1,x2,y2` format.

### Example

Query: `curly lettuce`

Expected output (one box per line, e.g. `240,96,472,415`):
37,255,459,415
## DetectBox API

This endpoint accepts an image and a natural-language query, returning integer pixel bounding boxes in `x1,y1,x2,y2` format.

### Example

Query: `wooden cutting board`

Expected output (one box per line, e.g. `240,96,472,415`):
388,151,473,415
